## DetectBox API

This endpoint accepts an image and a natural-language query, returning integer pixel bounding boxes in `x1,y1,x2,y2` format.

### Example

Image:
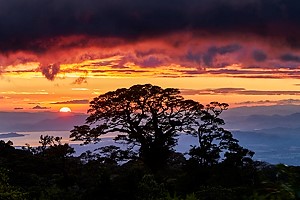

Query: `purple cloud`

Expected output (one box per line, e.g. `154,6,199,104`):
51,99,89,104
32,105,50,110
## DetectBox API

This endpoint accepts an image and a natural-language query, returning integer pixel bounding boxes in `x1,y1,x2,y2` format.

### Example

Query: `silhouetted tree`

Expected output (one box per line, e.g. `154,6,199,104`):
71,84,200,171
24,135,75,158
0,140,14,151
39,135,62,149
189,102,254,167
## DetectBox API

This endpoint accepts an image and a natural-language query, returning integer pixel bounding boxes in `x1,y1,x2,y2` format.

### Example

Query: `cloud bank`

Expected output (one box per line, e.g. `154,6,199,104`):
51,99,89,104
181,88,300,96
2,0,300,80
235,99,300,105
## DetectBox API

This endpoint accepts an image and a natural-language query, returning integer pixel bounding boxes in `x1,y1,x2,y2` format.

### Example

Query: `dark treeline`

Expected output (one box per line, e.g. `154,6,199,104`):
1,84,300,200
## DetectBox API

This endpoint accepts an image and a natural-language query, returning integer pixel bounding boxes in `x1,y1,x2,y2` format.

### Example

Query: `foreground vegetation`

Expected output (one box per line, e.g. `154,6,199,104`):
1,139,300,200
1,84,300,199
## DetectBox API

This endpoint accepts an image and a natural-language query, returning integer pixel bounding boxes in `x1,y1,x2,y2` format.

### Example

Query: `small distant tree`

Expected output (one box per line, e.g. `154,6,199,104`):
25,135,74,158
189,102,254,167
71,84,201,170
0,140,14,151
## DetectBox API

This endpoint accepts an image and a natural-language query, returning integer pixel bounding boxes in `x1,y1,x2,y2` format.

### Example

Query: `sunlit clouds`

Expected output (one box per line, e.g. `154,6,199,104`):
2,0,300,81
3,34,300,81
2,0,300,112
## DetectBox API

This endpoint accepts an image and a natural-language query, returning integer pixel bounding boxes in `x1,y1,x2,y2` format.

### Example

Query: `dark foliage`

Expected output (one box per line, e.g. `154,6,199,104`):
2,140,300,199
2,84,299,199
189,102,254,167
71,84,201,171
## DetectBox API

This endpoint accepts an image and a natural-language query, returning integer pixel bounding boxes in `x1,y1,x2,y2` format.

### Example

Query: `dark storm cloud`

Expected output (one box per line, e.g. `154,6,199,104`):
185,51,202,64
203,44,241,66
252,50,267,62
2,0,300,52
136,56,164,67
280,54,300,62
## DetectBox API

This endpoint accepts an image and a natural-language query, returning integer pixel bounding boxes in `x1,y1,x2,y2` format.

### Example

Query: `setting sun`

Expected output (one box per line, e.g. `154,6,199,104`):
59,107,72,112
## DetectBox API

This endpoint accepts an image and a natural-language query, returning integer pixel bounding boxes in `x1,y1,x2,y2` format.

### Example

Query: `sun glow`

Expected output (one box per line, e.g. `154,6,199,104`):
59,107,72,112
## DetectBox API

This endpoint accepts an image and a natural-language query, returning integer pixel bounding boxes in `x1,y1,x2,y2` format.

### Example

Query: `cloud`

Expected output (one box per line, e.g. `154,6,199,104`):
2,0,300,80
14,107,24,110
71,88,89,91
270,99,300,105
252,50,267,62
1,0,300,51
203,44,241,66
235,99,300,105
280,54,300,62
0,91,48,95
72,77,87,85
39,63,60,81
181,88,300,96
51,99,89,104
32,105,50,110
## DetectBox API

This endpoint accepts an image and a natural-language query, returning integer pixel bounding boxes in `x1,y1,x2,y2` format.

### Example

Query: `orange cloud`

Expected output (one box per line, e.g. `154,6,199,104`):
1,33,300,80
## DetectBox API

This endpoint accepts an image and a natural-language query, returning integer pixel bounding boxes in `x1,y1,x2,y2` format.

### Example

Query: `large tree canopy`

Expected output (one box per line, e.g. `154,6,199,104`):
71,84,253,170
71,84,201,170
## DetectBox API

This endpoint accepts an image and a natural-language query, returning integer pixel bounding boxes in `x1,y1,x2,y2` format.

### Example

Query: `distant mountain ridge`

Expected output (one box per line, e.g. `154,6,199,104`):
0,112,87,132
220,105,300,131
223,105,300,117
2,108,300,165
2,105,300,132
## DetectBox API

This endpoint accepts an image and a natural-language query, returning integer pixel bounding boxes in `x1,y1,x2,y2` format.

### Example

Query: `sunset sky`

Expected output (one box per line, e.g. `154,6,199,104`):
2,0,300,113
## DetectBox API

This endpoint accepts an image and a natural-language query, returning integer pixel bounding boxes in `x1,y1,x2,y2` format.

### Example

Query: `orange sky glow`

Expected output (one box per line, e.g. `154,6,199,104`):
2,0,300,114
1,35,300,114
